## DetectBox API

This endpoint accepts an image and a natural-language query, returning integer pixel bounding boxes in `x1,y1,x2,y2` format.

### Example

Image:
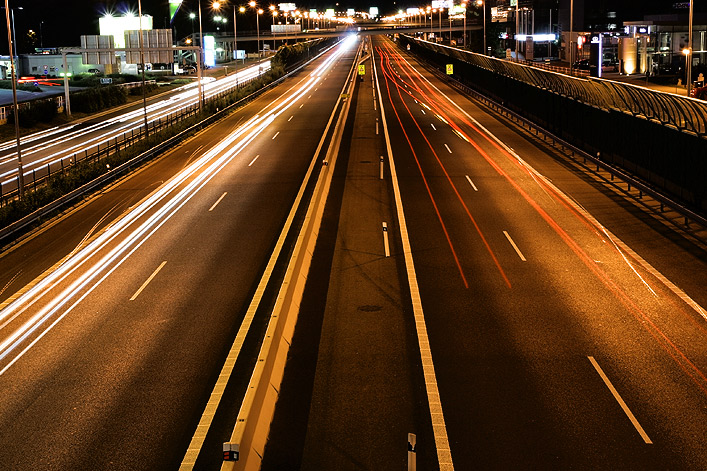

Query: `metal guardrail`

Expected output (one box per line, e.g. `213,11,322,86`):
419,49,707,230
413,38,707,137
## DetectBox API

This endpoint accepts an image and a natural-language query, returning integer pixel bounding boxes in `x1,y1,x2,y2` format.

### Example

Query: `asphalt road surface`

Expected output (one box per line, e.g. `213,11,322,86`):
0,39,358,471
264,35,707,471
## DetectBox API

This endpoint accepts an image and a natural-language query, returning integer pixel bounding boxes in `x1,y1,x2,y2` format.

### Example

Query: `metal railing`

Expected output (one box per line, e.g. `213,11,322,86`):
413,38,707,137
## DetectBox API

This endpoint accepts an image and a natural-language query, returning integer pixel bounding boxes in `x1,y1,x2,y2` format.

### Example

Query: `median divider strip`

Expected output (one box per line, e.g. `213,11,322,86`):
221,42,362,471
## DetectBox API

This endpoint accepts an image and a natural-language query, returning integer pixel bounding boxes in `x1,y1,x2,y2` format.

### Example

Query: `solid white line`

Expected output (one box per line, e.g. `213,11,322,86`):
382,222,390,257
376,120,379,135
208,192,227,212
288,115,293,122
374,49,454,471
503,231,526,261
272,131,280,140
248,155,259,167
465,175,478,191
444,144,452,154
130,261,167,301
421,109,426,114
588,356,653,444
431,123,437,131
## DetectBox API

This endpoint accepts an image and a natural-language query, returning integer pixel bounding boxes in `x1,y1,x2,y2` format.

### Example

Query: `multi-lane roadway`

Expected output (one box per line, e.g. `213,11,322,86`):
0,37,358,470
1,32,706,471
264,35,707,471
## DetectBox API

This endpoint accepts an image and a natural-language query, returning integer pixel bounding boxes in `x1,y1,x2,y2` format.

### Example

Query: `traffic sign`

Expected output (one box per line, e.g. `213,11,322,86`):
446,64,453,75
358,64,365,75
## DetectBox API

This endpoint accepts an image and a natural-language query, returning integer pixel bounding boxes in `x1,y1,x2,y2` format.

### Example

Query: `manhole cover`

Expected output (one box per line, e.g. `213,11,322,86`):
358,305,382,312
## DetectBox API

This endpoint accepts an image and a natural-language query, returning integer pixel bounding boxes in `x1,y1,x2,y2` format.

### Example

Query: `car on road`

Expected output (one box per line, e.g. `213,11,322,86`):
572,59,590,70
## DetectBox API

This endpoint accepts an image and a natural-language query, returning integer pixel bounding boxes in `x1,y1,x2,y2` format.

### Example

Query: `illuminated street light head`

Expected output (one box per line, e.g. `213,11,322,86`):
258,9,264,14
239,6,246,12
189,12,196,19
213,1,221,9
249,1,256,7
269,4,275,10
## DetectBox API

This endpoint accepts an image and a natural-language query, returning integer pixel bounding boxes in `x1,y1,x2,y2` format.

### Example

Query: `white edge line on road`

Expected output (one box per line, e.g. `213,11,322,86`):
272,131,280,140
503,231,526,262
465,175,478,191
130,261,167,301
382,222,390,257
208,192,228,212
403,57,707,322
374,47,455,471
588,356,653,444
444,144,452,154
248,154,259,167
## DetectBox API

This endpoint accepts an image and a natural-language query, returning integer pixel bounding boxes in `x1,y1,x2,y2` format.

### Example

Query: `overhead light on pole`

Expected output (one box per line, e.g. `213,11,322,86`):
3,0,23,199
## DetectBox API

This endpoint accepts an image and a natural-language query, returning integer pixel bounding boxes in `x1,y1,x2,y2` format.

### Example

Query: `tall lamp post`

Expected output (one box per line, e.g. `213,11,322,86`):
427,7,432,39
439,8,443,42
3,0,23,198
476,0,486,54
686,0,694,97
569,0,574,67
137,0,149,136
269,5,277,50
197,0,205,106
249,1,261,57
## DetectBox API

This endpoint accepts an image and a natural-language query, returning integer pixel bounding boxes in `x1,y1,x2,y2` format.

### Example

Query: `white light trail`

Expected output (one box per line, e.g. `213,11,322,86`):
0,38,356,374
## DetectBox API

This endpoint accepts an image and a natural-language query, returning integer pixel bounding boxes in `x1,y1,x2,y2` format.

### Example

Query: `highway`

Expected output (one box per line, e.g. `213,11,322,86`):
264,35,707,470
0,37,358,470
0,60,270,195
1,31,707,471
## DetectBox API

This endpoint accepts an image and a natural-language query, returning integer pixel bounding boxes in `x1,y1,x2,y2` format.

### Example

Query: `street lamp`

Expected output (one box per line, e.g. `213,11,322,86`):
438,8,442,42
137,0,149,136
427,7,432,39
271,8,278,50
249,1,262,57
686,0,694,97
476,0,486,54
3,0,23,198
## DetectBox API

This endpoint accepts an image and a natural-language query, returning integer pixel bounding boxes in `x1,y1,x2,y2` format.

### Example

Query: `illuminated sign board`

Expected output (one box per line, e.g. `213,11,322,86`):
431,0,453,8
99,15,153,49
169,0,182,24
369,7,379,16
325,8,335,17
347,8,355,16
279,3,296,11
204,35,216,67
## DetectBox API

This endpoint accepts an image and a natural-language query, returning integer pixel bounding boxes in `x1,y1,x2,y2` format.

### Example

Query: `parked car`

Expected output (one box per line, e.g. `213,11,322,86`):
87,68,102,75
179,65,196,75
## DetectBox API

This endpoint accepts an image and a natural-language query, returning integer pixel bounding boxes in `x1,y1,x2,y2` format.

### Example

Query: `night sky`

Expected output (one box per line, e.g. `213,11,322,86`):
1,0,703,54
